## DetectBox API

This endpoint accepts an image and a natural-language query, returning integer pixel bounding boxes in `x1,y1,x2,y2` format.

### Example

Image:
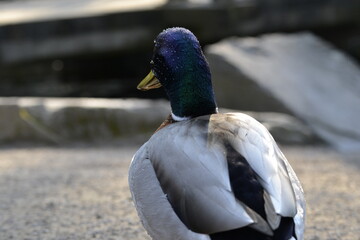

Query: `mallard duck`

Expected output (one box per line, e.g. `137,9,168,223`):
129,27,305,240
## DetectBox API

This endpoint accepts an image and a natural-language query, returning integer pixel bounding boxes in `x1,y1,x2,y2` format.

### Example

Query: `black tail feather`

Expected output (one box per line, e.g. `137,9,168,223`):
209,217,296,240
273,217,295,240
214,142,297,240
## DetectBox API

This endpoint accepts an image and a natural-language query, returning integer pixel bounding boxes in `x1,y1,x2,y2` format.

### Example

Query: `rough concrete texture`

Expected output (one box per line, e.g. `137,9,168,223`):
206,33,360,152
0,145,359,240
0,97,319,145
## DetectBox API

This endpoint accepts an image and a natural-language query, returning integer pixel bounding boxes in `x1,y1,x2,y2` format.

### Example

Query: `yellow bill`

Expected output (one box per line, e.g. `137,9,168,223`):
137,71,162,91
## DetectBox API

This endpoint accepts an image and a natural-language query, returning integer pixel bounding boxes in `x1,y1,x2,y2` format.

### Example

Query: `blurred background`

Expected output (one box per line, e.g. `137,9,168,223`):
1,1,360,240
1,0,359,98
0,0,360,147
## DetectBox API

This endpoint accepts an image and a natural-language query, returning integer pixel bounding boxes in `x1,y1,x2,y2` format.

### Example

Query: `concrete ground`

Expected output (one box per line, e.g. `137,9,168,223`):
0,144,359,240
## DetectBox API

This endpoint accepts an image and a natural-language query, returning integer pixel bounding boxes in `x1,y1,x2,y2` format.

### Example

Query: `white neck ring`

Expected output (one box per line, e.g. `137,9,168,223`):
171,112,191,122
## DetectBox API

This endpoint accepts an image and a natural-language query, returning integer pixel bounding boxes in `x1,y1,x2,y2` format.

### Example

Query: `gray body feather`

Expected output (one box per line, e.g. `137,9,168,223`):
129,113,305,240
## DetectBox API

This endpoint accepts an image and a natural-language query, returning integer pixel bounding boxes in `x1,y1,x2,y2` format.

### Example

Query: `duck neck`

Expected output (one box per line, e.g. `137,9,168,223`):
166,73,218,121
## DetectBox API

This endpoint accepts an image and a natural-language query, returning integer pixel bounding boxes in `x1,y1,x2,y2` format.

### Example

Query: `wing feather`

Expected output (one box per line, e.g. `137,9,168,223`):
129,144,210,240
129,112,305,239
211,113,298,218
147,120,256,233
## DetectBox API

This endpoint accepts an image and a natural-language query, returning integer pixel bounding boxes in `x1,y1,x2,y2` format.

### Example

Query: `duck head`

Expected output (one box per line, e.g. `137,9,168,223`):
138,27,217,121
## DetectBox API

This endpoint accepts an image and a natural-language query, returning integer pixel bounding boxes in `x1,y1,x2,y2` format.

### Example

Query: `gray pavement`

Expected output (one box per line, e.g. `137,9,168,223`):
0,145,359,240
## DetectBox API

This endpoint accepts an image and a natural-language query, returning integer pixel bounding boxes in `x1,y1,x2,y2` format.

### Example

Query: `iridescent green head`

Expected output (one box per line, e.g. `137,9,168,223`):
138,27,217,120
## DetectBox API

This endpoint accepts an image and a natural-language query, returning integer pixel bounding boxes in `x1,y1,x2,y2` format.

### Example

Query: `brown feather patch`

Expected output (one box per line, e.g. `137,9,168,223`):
155,114,177,133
